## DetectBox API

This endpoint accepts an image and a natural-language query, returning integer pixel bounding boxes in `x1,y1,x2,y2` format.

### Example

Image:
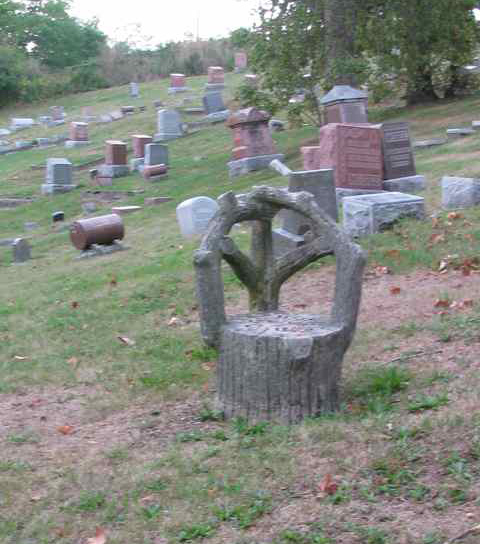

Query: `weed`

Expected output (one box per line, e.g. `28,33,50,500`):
141,503,162,520
7,431,39,444
71,491,106,512
213,493,271,528
232,417,270,435
143,478,168,492
210,429,229,441
444,451,473,483
0,460,32,472
198,405,224,422
408,393,449,412
177,522,217,541
176,431,205,443
447,487,468,504
275,528,333,543
350,525,389,544
422,532,444,544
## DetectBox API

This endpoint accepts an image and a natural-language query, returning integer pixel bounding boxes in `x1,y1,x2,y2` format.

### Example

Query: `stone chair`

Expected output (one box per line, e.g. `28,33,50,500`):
193,186,366,424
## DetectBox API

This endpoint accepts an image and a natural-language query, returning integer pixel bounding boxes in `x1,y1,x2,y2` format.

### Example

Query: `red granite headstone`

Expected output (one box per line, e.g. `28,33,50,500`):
207,66,225,84
105,140,127,165
302,123,383,190
70,122,88,141
170,73,186,88
227,108,276,159
132,135,152,158
234,52,248,70
50,106,65,121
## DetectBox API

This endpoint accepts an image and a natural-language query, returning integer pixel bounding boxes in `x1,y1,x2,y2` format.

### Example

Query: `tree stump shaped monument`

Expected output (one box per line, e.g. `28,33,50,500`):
194,186,366,424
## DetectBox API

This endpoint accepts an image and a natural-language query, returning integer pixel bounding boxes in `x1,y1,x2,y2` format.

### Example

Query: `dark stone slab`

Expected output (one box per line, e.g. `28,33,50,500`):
382,121,416,180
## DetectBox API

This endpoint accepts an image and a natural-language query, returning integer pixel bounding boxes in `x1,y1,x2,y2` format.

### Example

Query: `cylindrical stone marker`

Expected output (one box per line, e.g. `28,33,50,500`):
70,214,124,250
143,164,168,180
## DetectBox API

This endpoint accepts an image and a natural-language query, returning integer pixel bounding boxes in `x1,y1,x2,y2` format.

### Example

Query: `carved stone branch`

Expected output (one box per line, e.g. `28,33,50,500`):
220,236,258,292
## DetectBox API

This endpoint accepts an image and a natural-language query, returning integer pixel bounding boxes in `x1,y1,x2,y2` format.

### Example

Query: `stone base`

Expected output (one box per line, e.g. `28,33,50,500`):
343,192,425,238
77,241,127,259
154,132,182,142
112,206,142,215
413,138,447,149
228,154,285,178
205,110,230,123
146,173,168,182
41,183,77,195
441,176,480,210
336,188,385,207
472,121,480,130
447,128,475,139
144,197,172,206
65,140,90,148
98,165,129,178
184,108,205,115
383,175,426,194
130,158,144,172
205,83,225,92
168,86,189,94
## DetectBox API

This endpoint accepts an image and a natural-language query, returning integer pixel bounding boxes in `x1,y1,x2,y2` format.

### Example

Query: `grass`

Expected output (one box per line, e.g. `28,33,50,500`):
2,76,480,543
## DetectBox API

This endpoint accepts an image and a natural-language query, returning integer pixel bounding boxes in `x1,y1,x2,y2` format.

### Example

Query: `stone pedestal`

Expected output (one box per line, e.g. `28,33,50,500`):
302,123,384,190
441,176,480,210
205,66,225,91
155,109,183,141
343,192,425,237
168,73,188,94
228,154,285,178
42,158,76,194
101,141,129,178
65,122,90,148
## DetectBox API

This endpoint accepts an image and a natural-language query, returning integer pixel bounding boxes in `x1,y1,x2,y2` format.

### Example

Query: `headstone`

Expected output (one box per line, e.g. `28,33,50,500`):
42,158,76,194
168,73,188,94
99,140,129,178
24,222,39,231
10,118,35,131
110,110,124,121
447,128,475,139
12,238,31,263
381,121,416,180
244,74,258,87
153,100,164,109
144,196,172,206
301,123,384,190
50,106,65,121
176,197,219,238
121,106,135,115
226,107,284,177
132,135,152,158
413,138,447,149
383,175,426,193
271,167,338,254
65,122,90,148
112,206,142,215
99,114,113,123
269,119,285,132
319,85,368,124
144,143,169,166
130,81,139,98
343,192,425,237
52,211,65,222
155,109,183,141
234,51,248,72
82,201,98,214
441,176,480,210
472,121,480,130
205,66,225,91
202,92,226,115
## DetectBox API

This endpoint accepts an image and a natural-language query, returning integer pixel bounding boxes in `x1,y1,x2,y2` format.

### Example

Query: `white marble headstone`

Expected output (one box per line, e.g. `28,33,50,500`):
176,197,219,238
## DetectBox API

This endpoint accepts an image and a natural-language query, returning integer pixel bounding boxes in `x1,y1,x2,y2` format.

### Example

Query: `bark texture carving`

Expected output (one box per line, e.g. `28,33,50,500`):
193,186,366,423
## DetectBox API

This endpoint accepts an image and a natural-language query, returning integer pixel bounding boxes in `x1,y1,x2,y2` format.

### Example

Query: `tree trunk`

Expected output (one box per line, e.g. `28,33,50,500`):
406,70,438,105
217,313,344,424
324,0,358,86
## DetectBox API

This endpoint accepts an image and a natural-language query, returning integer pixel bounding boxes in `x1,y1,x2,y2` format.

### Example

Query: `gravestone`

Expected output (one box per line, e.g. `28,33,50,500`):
381,121,416,180
205,66,225,92
383,175,426,193
269,119,285,132
121,106,135,115
155,109,183,141
98,141,129,178
10,118,35,131
144,143,169,166
269,162,338,255
302,123,383,190
202,92,229,121
42,158,76,194
12,238,31,263
343,192,425,237
65,122,90,148
176,197,219,238
130,134,152,171
319,85,368,124
244,74,258,87
168,73,188,94
441,176,480,210
227,107,284,177
52,211,64,222
50,106,65,121
130,81,139,98
234,51,248,72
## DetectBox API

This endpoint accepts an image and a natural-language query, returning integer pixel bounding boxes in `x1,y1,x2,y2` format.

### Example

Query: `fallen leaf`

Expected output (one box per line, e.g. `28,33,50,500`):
57,425,74,435
110,277,117,287
86,528,107,544
390,286,401,295
374,265,391,275
385,249,401,259
462,299,474,308
434,298,450,308
430,233,445,245
438,260,448,272
318,474,338,495
447,211,463,220
67,357,79,366
117,336,135,346
168,317,180,326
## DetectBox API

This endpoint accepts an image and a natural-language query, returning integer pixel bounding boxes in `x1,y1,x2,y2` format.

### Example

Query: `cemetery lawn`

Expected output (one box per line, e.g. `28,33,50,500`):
1,78,480,543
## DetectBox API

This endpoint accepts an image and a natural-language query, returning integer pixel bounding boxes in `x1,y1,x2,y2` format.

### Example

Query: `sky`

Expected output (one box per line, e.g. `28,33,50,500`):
69,0,261,48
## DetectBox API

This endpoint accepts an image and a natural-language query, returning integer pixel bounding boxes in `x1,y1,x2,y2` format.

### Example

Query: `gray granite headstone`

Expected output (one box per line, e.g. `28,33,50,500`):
42,158,76,194
202,92,225,115
381,121,416,180
130,81,139,98
343,192,425,237
12,238,31,263
176,197,219,238
441,176,480,209
144,143,169,166
155,109,183,141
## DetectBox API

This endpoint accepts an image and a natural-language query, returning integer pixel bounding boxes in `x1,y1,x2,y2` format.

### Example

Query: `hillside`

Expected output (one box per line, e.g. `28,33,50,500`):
1,76,480,544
